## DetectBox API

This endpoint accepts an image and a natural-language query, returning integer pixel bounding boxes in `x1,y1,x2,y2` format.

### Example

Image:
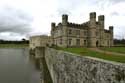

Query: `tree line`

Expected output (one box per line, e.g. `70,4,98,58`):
114,39,125,46
0,39,29,44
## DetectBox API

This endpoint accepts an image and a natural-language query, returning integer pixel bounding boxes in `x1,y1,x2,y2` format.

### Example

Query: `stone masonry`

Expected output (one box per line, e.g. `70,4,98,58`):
51,12,114,47
44,48,125,83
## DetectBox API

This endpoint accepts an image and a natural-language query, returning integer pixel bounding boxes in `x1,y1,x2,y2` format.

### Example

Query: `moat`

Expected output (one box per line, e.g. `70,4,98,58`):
0,48,41,83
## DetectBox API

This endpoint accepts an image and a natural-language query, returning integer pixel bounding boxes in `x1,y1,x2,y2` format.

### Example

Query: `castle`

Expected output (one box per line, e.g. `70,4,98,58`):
51,12,114,47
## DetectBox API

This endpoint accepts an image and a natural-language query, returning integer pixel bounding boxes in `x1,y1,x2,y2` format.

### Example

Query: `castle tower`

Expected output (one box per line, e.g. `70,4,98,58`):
88,12,97,47
62,14,68,26
98,15,105,46
109,26,114,46
62,14,68,47
51,22,56,36
51,22,56,30
51,22,56,45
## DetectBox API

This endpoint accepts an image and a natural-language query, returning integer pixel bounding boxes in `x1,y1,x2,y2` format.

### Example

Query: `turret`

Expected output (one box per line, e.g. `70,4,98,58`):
90,12,96,22
51,22,56,46
98,15,105,29
51,22,56,31
62,14,68,25
109,26,113,32
98,15,105,46
88,12,97,47
51,22,56,36
109,26,114,46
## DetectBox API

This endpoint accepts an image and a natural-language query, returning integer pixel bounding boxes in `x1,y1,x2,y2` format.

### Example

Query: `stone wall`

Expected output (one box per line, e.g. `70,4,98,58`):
44,48,125,83
29,35,52,50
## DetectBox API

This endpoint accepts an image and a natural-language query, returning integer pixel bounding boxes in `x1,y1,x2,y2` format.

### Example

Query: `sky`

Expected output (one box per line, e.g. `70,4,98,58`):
0,0,125,40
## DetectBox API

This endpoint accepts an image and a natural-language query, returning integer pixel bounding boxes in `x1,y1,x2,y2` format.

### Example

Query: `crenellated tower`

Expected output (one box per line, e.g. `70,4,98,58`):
98,15,105,46
62,14,68,26
62,14,68,47
51,22,56,45
109,26,114,46
51,12,114,47
88,12,97,47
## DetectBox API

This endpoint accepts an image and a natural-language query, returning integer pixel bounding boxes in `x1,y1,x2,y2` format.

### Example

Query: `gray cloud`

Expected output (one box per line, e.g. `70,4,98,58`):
0,5,33,35
109,0,125,4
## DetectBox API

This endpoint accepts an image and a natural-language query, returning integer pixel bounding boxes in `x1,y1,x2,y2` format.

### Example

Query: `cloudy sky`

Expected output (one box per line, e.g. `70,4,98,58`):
0,0,125,40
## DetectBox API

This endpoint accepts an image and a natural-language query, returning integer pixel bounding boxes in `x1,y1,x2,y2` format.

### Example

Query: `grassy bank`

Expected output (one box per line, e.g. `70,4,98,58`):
54,47,125,63
0,44,29,48
101,47,125,53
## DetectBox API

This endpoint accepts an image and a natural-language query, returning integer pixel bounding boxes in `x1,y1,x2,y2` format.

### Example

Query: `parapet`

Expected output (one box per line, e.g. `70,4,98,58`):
109,26,113,30
51,22,56,31
51,22,56,27
98,15,105,21
90,12,96,19
68,22,83,27
62,14,68,21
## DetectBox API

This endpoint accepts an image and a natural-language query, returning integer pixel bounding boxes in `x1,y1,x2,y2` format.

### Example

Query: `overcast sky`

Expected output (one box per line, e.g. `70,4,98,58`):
0,0,125,40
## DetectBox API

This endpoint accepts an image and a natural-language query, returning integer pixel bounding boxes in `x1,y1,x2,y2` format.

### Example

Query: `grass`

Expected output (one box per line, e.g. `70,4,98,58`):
101,47,125,53
0,44,29,48
54,47,125,63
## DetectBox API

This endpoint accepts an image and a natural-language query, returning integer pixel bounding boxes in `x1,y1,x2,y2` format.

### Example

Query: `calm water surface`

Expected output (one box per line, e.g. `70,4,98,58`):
0,48,41,83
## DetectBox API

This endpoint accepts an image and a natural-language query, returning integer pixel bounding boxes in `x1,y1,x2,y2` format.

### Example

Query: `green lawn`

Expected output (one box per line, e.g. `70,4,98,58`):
0,44,29,48
54,47,125,63
100,47,125,53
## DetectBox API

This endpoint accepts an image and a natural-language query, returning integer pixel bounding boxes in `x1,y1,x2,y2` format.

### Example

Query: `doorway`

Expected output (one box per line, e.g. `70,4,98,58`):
96,41,99,47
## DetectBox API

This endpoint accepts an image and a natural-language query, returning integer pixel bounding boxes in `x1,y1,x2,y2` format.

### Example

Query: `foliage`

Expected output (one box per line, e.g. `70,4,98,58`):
0,39,29,44
114,39,125,46
0,44,28,48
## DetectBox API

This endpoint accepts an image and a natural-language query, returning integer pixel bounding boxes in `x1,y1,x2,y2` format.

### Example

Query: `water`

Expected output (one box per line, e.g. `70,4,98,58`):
0,48,41,83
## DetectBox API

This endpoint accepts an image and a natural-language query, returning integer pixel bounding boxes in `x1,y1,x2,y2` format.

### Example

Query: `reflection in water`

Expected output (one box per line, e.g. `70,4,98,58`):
0,48,41,83
29,52,41,70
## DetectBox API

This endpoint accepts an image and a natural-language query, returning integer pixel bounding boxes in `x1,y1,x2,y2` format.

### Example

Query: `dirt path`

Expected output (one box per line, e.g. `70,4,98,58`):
89,48,125,56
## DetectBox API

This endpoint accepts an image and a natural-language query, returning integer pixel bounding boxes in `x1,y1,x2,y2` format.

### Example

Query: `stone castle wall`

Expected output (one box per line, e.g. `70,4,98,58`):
40,47,125,83
51,12,114,47
29,35,52,50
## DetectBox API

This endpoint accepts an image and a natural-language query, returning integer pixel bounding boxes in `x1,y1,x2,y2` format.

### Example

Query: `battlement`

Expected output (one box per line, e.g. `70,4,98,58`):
98,15,105,21
62,14,68,24
51,22,56,27
50,12,114,47
90,12,96,19
68,22,82,27
109,26,113,30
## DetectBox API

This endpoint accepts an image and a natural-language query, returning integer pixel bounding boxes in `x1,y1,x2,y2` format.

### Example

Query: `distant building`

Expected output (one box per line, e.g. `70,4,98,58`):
29,35,52,49
51,12,114,47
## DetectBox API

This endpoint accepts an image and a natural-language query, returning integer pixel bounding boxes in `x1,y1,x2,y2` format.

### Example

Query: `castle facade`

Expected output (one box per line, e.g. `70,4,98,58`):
51,12,114,47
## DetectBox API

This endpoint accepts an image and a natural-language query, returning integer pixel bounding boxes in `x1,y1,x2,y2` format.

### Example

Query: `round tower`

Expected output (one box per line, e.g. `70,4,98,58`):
98,15,105,46
98,15,105,29
90,12,96,25
61,14,69,47
88,12,97,47
90,12,96,20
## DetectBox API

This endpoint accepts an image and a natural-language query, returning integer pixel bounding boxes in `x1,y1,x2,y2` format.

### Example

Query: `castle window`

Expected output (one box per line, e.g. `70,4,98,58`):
68,29,72,34
68,39,72,46
76,39,80,46
76,30,80,35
